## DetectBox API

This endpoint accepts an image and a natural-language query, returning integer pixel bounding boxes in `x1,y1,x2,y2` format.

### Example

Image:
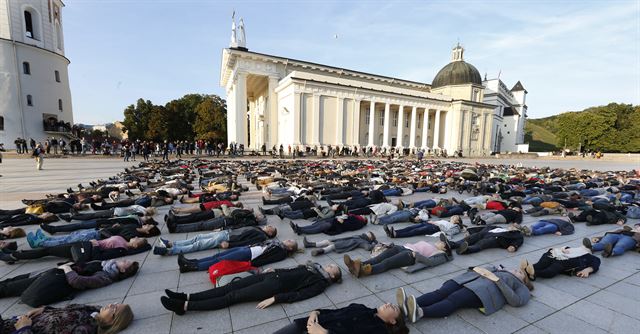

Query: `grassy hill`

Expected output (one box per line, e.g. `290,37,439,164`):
525,117,559,152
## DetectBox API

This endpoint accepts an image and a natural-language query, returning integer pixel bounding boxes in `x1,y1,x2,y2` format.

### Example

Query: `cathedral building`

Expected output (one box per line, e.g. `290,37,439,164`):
0,0,73,145
221,18,528,156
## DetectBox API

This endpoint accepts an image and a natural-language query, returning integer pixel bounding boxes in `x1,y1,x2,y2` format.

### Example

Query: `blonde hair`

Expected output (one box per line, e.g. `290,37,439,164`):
144,207,157,216
98,304,133,334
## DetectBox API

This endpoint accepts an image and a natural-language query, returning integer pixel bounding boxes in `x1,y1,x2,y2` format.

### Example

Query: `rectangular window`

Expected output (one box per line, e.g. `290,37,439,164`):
58,99,63,112
27,95,33,106
379,114,384,126
405,112,409,128
393,112,398,127
365,112,370,125
0,116,4,130
417,113,421,128
23,62,30,75
55,70,60,82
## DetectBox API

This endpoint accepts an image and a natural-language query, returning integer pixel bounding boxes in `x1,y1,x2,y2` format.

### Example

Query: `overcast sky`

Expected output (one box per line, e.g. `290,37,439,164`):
63,0,640,124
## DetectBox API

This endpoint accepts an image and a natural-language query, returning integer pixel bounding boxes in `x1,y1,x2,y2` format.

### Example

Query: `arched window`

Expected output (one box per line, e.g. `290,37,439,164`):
26,94,33,106
55,70,60,82
23,62,30,75
23,8,41,41
58,99,63,111
24,11,34,38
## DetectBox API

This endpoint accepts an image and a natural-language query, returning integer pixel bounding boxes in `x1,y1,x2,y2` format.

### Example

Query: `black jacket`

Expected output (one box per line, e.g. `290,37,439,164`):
271,266,331,303
228,227,268,247
293,303,388,334
250,244,287,267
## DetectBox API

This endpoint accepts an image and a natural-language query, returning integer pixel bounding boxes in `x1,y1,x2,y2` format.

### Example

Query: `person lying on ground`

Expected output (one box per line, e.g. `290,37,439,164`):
177,239,299,273
153,225,277,256
0,227,26,240
519,244,599,280
469,206,523,225
58,205,157,222
583,224,640,257
0,303,133,334
167,208,266,233
568,208,627,226
41,215,158,234
442,225,524,255
28,223,159,248
383,215,465,238
343,235,453,277
170,200,243,214
289,214,367,236
0,259,139,306
273,302,408,334
161,261,342,315
303,231,377,256
515,218,574,237
258,198,318,217
398,264,533,323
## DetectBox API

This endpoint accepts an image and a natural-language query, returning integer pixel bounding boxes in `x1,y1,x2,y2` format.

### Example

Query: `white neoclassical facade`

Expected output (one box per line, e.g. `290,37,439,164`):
0,0,73,145
221,22,528,156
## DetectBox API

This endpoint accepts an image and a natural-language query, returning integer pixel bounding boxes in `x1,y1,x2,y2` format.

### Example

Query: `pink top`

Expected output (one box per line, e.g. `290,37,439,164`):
404,241,437,257
97,236,129,249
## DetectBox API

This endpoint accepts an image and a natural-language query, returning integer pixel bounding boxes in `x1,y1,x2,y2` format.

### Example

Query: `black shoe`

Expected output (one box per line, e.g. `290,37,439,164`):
160,296,186,315
167,221,177,233
439,233,452,257
277,212,285,220
40,223,55,235
1,241,17,252
67,187,73,194
165,289,188,301
177,254,198,273
289,221,300,235
59,214,72,222
0,252,17,264
383,225,393,238
602,243,613,257
468,208,478,222
456,241,469,255
582,237,592,250
303,237,314,248
311,249,324,256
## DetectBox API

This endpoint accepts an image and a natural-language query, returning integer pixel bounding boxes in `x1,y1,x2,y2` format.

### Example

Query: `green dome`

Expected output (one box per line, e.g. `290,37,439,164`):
431,61,482,88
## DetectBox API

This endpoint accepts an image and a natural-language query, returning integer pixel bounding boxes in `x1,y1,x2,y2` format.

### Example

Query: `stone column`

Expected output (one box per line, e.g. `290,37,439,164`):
234,72,247,146
433,109,441,149
311,94,321,144
458,110,466,151
336,97,345,145
382,102,390,147
267,76,279,147
367,101,375,147
409,106,417,148
396,105,405,149
352,100,361,146
421,109,429,148
293,92,302,145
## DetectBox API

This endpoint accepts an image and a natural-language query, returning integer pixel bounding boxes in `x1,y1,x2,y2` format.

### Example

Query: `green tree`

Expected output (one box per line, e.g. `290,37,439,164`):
122,99,154,140
193,95,227,142
145,105,171,141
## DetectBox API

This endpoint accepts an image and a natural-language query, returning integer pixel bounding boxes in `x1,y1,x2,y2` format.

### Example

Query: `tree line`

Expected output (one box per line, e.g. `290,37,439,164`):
525,103,640,153
121,94,227,142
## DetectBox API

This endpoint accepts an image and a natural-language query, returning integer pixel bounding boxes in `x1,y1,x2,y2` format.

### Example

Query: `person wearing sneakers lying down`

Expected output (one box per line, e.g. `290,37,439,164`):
397,265,533,323
343,234,453,277
302,232,377,256
519,243,600,280
583,224,640,257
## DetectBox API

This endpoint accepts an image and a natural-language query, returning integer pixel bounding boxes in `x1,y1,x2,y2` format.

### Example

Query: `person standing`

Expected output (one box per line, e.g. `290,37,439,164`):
33,144,44,170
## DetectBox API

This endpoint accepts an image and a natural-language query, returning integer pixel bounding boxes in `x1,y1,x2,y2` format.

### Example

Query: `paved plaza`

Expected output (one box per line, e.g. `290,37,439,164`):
1,158,639,334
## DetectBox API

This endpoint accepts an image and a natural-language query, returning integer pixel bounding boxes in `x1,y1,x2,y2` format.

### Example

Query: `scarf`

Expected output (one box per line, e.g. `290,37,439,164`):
305,261,331,282
101,260,120,280
550,247,590,260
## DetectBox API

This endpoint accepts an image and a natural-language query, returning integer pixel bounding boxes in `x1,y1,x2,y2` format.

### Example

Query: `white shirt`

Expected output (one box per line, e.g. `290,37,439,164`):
250,246,266,260
370,202,398,216
114,205,146,217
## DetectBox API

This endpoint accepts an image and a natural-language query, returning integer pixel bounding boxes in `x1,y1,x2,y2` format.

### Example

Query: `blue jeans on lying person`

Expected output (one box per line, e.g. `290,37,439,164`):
377,210,415,225
194,246,252,271
592,234,636,256
522,197,544,206
414,187,431,193
281,210,305,220
40,229,101,248
413,199,436,209
531,221,559,235
382,188,403,197
394,223,441,238
169,230,230,255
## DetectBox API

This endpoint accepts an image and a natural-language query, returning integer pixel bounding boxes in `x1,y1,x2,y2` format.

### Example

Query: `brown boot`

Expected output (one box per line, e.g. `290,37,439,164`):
344,254,361,277
360,263,372,277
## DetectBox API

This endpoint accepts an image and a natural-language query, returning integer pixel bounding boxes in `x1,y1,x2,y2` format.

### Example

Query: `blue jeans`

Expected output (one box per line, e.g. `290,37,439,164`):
394,223,440,238
298,220,332,234
531,221,558,235
413,199,436,209
135,196,151,207
195,247,252,271
40,229,101,248
169,230,230,255
382,188,403,197
523,197,544,206
414,187,430,193
592,234,636,256
377,210,414,225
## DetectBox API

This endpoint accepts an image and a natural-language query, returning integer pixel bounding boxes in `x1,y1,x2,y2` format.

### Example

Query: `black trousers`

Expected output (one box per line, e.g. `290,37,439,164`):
0,273,38,298
93,199,135,210
11,244,73,261
455,229,501,254
63,209,114,221
187,273,282,311
347,207,373,215
170,210,216,224
263,197,293,205
533,250,570,278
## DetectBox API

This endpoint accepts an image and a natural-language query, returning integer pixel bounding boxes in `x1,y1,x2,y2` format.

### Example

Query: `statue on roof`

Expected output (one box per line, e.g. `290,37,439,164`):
238,18,246,48
230,11,238,48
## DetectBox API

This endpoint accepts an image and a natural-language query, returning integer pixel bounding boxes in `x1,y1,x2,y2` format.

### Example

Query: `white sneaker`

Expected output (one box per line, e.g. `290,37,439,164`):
407,295,419,323
396,288,408,316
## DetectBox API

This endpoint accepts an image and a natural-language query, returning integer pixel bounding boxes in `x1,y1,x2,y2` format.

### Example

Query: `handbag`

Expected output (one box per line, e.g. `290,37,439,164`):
208,260,256,286
25,204,45,215
70,241,94,263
